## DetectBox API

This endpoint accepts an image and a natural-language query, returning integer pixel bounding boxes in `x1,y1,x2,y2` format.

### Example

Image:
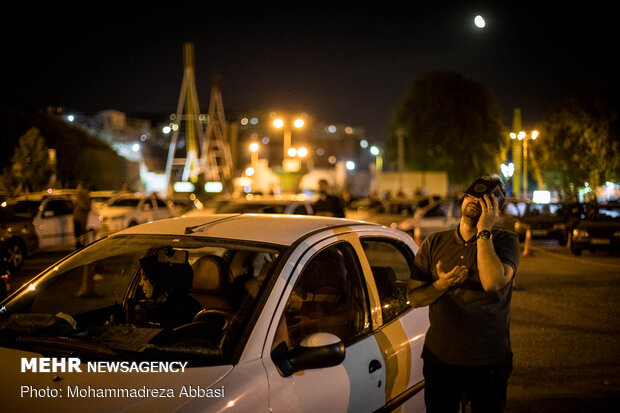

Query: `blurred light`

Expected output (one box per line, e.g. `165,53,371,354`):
66,115,75,122
240,117,249,125
171,123,179,131
244,185,252,194
162,126,171,134
533,190,551,204
328,155,337,164
345,127,353,134
327,125,337,133
140,135,147,141
288,148,297,157
205,182,223,193
518,131,526,140
531,130,539,140
298,147,308,157
249,142,259,152
245,167,255,176
370,146,380,156
1,201,6,208
173,182,195,193
294,119,304,128
250,117,259,125
360,139,368,148
510,132,516,139
273,119,284,128
261,136,270,144
474,15,486,28
346,161,356,170
501,162,514,178
132,143,140,152
317,148,325,156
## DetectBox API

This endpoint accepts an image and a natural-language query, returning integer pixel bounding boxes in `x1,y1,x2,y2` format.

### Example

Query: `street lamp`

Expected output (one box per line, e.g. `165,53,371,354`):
511,130,539,200
273,116,305,165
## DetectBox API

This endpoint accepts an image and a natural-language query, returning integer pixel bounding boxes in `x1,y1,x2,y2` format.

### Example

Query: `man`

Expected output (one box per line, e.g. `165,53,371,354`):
73,183,91,249
407,175,520,412
313,179,345,218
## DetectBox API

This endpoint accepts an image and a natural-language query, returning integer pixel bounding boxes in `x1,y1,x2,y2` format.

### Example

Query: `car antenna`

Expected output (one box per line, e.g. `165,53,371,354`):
184,214,242,234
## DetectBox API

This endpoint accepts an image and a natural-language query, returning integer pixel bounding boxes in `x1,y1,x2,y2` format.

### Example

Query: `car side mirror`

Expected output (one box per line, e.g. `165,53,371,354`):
271,332,345,377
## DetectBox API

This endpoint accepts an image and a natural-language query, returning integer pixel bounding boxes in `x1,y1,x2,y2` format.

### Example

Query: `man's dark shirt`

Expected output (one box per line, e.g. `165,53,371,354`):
411,226,520,366
313,194,345,218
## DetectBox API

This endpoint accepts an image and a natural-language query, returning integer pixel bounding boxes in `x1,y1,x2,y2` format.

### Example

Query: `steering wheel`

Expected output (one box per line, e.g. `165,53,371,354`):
193,308,234,330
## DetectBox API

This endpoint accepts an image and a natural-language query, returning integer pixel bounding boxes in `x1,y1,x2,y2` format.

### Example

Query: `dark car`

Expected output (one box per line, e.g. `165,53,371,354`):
514,202,586,244
0,202,38,271
0,256,10,300
571,203,620,255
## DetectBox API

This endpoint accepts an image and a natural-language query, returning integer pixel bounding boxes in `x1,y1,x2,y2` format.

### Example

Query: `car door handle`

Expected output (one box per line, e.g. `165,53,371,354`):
369,359,382,374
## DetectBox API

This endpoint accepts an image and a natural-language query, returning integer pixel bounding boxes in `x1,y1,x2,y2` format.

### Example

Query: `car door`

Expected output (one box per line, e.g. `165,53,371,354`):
263,233,387,412
34,198,75,248
358,235,428,412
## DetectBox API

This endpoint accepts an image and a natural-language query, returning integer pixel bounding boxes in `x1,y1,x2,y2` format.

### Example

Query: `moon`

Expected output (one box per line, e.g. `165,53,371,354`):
474,15,486,28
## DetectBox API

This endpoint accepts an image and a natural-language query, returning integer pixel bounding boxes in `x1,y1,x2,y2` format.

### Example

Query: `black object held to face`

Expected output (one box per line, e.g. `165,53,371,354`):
464,177,506,208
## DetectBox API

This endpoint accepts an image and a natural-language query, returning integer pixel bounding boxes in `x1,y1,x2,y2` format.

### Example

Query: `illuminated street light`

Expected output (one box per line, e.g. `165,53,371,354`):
511,130,540,199
288,148,297,157
297,147,308,158
474,15,486,28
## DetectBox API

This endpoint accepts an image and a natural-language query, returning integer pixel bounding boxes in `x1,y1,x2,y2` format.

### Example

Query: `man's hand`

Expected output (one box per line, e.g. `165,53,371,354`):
477,194,501,232
434,260,469,291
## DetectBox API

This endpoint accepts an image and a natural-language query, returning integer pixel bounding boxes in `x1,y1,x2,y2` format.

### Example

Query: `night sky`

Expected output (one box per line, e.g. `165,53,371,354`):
5,2,617,141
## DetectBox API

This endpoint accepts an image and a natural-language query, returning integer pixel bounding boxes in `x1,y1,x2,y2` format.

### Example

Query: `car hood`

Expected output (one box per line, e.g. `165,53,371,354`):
0,346,233,412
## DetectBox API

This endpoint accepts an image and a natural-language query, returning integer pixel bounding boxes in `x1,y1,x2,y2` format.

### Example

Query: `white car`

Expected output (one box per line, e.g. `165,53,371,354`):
97,193,172,236
184,195,314,217
1,194,100,264
397,199,462,244
0,214,428,412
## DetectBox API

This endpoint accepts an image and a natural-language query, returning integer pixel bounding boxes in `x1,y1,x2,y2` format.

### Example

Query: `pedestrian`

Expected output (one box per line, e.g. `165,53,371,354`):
407,175,520,412
73,183,91,249
312,179,345,218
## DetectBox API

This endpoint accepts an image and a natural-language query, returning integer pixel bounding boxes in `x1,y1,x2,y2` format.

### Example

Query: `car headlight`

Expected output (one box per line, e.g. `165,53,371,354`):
572,229,589,239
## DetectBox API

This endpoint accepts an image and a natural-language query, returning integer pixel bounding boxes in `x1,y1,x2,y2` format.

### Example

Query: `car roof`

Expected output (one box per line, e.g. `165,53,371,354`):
114,214,377,246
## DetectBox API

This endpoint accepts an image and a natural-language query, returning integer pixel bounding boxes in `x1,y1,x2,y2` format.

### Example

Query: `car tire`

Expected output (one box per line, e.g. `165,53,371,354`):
3,239,25,271
128,221,138,227
570,246,582,256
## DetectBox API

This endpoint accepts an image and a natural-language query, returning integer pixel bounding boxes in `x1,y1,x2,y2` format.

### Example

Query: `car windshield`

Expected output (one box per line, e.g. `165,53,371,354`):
108,198,141,207
525,203,565,217
589,206,620,221
217,203,287,214
10,200,41,218
0,234,282,366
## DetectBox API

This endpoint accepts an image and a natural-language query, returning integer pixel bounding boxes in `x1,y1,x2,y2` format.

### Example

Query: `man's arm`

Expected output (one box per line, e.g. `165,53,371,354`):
477,194,516,291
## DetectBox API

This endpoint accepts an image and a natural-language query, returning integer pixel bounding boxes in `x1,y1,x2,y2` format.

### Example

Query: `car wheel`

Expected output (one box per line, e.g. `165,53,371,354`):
3,240,25,271
128,221,138,227
570,246,582,256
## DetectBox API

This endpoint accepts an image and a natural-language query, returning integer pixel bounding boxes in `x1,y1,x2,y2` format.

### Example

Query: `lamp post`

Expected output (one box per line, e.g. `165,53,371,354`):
510,130,539,200
249,142,259,168
273,116,305,167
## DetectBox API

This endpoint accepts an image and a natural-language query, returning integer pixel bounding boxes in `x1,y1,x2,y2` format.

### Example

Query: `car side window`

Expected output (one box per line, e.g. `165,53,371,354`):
361,238,413,323
274,242,370,351
155,198,167,208
43,199,73,217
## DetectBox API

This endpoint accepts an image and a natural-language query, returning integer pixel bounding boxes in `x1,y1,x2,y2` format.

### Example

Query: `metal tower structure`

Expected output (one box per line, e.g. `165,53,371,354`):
164,43,233,195
164,42,204,195
202,76,233,187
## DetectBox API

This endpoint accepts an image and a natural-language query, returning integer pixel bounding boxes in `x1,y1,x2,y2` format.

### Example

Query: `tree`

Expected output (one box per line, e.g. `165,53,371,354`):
532,93,619,198
1,127,54,192
387,71,507,188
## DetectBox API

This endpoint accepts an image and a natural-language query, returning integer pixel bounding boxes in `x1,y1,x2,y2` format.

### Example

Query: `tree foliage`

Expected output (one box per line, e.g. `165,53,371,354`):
532,93,619,196
2,127,54,192
387,71,507,187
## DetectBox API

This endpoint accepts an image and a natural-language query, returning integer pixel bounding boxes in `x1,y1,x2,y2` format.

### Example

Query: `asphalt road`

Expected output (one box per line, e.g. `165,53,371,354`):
6,242,620,412
506,241,620,412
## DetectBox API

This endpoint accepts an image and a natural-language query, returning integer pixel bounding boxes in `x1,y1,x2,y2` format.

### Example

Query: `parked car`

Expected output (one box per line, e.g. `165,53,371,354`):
397,198,462,244
166,195,203,217
0,256,10,300
0,214,428,412
514,202,585,244
89,190,120,212
346,197,432,227
185,195,314,216
0,194,100,270
97,193,172,236
571,203,620,255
